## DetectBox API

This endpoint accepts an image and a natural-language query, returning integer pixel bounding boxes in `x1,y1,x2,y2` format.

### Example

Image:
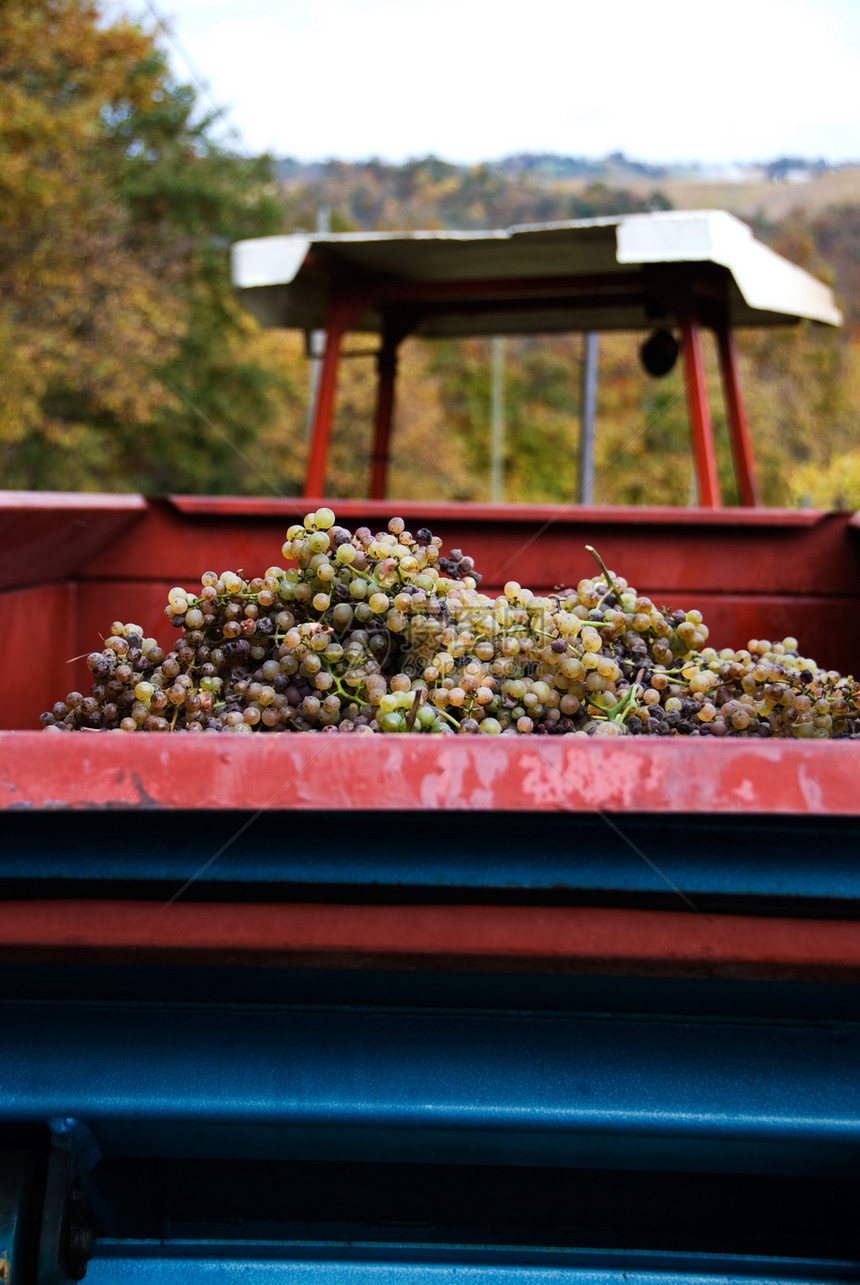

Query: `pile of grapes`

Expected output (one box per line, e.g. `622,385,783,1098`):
40,508,860,738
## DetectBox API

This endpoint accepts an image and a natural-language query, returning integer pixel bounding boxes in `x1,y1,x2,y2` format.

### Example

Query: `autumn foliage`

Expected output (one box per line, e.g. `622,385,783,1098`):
0,0,286,492
3,0,860,508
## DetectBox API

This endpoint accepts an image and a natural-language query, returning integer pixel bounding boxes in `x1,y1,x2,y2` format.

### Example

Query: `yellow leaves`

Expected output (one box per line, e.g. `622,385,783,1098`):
0,322,47,446
241,329,307,491
237,334,485,501
783,336,860,508
787,449,860,510
388,343,481,502
737,323,860,506
0,5,156,223
0,2,190,485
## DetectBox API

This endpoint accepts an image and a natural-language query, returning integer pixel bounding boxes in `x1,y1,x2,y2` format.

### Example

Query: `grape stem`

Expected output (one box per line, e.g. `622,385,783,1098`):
585,545,622,602
321,659,370,707
404,688,425,731
591,675,643,726
433,705,461,730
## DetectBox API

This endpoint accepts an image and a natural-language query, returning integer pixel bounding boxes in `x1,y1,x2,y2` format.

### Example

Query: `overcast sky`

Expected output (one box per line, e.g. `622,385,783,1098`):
135,0,860,166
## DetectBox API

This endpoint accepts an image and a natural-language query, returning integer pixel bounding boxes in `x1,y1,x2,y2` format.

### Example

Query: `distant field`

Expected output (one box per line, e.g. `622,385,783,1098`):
626,167,860,218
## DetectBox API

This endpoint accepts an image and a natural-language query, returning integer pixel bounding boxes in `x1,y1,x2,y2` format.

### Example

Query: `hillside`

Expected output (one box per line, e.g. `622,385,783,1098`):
275,152,860,229
628,166,860,222
276,155,673,233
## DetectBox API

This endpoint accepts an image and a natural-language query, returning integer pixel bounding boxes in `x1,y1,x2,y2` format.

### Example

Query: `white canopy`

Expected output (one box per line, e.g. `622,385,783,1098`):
232,209,842,338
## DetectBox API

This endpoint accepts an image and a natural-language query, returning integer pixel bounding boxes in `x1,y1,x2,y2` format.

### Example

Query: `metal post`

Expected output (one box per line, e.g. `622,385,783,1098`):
303,295,348,499
490,336,505,503
579,332,598,504
716,325,760,507
305,333,324,446
369,337,398,501
678,307,720,508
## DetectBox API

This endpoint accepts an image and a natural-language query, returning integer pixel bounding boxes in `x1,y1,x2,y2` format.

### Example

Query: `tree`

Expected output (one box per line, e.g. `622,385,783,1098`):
0,0,291,492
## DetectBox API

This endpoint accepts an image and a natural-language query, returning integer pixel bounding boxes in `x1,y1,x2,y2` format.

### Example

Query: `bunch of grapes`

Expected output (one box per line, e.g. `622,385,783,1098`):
40,508,860,738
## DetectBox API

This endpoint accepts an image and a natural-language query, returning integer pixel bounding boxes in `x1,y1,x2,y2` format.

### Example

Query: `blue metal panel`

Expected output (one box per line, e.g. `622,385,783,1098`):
6,964,860,1022
1,1003,859,1175
4,813,860,907
0,1151,36,1282
85,1242,860,1285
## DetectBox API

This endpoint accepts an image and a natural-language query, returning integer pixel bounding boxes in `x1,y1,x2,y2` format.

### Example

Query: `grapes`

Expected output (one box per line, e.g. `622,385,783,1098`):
38,509,860,738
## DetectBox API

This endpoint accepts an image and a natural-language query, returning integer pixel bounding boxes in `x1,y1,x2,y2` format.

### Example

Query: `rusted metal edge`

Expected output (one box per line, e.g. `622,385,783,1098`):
1,732,858,815
1,900,858,980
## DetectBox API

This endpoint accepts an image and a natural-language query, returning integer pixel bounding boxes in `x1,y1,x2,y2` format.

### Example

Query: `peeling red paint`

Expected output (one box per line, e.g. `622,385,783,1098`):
2,732,859,815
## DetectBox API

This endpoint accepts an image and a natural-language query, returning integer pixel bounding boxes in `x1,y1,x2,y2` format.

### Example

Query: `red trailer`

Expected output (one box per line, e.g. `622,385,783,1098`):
4,492,860,732
1,214,859,1285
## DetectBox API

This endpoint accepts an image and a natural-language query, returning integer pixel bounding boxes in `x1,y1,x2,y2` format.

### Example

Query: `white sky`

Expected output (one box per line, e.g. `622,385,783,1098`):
134,0,860,165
